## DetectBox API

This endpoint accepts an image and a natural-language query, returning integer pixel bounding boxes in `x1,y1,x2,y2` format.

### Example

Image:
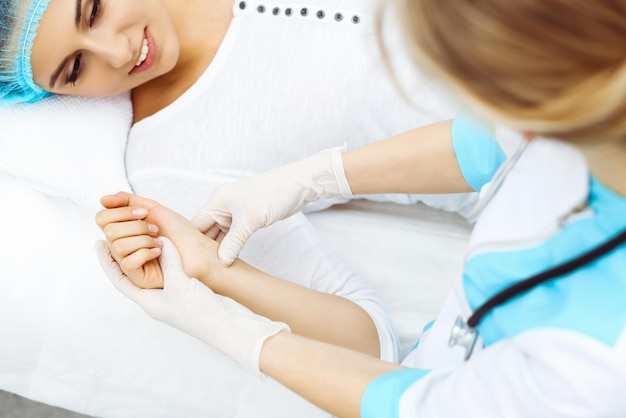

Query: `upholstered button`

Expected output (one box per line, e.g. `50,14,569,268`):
334,12,343,21
257,4,265,13
316,10,325,19
285,7,293,16
300,7,308,16
238,1,246,9
352,15,360,24
272,7,280,15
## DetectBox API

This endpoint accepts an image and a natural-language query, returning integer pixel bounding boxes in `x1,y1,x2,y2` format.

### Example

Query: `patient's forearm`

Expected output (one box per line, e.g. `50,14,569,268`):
203,261,381,358
107,193,380,357
343,119,473,195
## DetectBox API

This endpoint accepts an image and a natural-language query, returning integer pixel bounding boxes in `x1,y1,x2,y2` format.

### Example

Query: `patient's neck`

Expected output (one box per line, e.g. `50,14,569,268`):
131,0,234,124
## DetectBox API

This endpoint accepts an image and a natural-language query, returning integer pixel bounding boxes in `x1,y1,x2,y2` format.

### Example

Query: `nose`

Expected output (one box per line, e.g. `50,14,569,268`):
83,31,133,69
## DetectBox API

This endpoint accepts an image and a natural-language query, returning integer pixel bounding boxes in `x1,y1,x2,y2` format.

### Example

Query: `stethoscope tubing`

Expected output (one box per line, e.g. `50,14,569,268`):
467,226,626,329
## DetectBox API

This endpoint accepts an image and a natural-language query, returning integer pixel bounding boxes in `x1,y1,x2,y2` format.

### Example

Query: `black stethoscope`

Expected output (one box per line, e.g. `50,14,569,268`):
449,225,626,360
448,141,626,360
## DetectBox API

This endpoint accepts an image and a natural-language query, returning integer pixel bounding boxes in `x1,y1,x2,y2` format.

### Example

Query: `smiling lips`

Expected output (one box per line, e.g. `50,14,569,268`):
131,29,156,73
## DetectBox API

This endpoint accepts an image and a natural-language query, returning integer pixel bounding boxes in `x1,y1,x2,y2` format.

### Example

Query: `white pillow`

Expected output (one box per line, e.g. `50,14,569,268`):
0,93,133,212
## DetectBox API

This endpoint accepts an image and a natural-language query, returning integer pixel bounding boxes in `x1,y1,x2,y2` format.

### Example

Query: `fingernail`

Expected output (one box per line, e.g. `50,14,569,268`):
151,247,162,254
133,208,148,217
148,224,158,233
153,238,163,246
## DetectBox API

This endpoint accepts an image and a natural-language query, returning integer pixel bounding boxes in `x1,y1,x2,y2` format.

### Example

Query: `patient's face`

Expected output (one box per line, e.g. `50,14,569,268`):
31,0,180,97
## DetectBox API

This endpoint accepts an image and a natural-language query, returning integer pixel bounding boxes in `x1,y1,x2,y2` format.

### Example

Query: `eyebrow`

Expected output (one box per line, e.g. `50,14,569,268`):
49,0,82,88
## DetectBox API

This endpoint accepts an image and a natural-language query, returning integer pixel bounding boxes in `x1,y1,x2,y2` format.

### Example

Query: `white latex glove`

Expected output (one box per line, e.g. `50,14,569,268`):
96,237,289,377
192,145,353,265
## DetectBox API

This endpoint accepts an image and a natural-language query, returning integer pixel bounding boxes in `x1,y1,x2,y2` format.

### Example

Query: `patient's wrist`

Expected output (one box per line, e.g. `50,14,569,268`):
185,234,223,288
204,256,247,293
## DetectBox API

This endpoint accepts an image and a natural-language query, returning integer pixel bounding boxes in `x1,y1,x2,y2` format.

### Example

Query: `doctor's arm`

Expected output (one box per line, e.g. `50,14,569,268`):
261,329,609,418
342,119,471,195
260,331,404,418
193,118,478,265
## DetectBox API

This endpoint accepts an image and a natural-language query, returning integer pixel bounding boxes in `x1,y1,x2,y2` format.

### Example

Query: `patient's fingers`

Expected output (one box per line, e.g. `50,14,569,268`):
96,206,151,229
120,248,161,272
110,235,163,259
100,192,160,210
100,192,133,209
120,251,164,290
96,239,164,291
96,240,142,297
102,220,159,243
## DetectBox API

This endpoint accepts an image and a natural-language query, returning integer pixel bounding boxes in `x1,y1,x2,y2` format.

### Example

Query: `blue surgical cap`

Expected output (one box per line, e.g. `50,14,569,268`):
0,0,53,105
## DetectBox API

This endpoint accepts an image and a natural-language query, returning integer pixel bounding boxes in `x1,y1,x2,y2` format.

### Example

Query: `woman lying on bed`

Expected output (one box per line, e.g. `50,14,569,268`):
25,0,465,219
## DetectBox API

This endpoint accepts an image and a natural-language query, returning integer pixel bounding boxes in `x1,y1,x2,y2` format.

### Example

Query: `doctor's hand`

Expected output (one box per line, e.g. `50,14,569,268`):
96,237,289,377
191,146,353,266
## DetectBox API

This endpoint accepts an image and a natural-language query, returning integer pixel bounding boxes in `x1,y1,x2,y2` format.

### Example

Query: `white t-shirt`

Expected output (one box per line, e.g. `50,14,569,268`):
127,0,476,216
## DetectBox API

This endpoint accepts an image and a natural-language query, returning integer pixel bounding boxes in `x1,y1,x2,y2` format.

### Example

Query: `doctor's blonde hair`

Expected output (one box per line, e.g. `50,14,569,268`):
399,0,626,142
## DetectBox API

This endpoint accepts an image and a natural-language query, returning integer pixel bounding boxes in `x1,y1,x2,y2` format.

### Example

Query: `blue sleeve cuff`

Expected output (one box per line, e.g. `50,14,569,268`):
451,114,506,191
361,368,430,418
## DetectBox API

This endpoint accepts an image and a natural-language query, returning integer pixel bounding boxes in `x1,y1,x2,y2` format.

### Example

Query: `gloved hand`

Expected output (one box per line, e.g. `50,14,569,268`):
191,145,353,265
96,237,289,377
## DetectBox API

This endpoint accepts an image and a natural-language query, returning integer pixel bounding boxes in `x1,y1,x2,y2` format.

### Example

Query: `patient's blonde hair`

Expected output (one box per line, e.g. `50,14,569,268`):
398,0,626,142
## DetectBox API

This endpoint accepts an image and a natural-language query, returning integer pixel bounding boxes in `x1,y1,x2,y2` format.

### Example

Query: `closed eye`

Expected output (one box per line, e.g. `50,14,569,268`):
67,53,83,85
65,0,100,86
89,0,101,27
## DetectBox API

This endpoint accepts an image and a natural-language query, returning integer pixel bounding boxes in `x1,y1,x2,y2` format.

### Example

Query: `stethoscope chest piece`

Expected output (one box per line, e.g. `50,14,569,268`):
448,316,479,361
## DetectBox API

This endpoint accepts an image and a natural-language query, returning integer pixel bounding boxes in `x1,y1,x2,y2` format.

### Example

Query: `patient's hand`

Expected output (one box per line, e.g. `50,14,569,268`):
95,199,164,288
96,192,221,289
